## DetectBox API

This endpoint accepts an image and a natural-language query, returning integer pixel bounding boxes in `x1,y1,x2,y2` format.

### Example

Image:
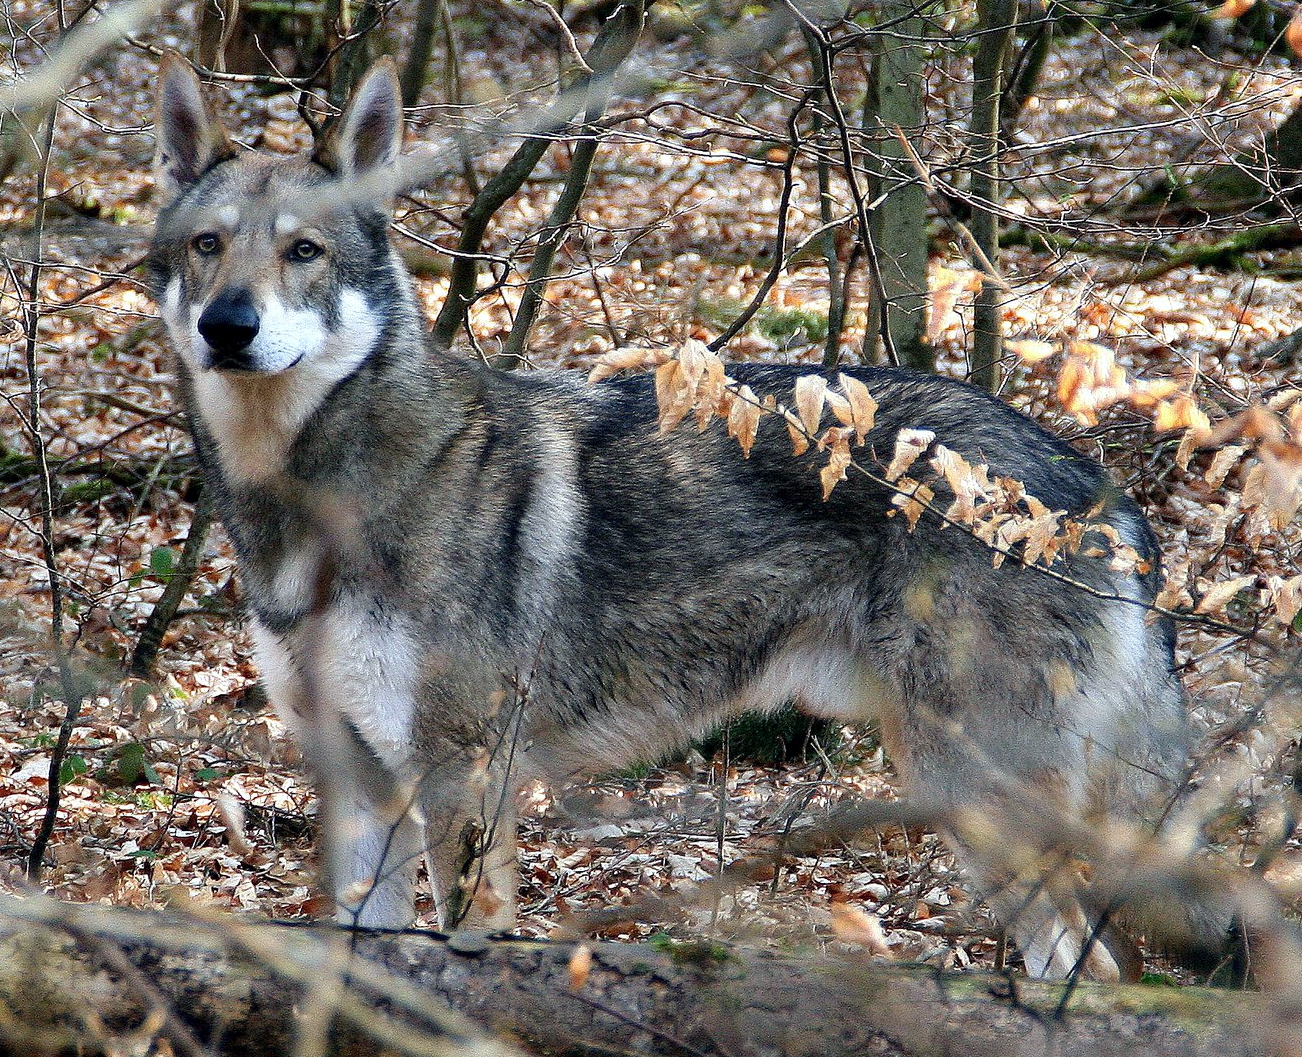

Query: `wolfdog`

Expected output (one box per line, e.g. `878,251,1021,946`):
150,53,1193,979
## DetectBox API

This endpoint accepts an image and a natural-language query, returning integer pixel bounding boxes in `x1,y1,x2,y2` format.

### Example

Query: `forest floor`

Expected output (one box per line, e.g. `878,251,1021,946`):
2,0,1302,983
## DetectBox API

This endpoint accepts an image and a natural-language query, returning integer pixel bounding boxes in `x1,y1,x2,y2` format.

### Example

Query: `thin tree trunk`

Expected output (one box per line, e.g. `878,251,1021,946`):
967,0,1017,392
864,0,934,373
399,0,440,107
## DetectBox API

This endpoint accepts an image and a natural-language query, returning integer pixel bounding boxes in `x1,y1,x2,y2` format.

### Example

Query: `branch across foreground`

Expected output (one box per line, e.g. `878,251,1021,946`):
0,895,1287,1057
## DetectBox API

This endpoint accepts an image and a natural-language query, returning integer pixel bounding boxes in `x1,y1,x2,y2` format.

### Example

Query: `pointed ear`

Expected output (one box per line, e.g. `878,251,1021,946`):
154,52,235,203
314,57,404,183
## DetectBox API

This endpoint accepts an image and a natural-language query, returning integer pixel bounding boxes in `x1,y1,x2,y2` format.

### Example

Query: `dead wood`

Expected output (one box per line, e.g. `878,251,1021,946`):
0,895,1289,1057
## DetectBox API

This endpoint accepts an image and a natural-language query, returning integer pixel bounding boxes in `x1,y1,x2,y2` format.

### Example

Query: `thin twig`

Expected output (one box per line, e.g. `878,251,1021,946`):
129,485,216,678
706,89,814,353
21,96,84,883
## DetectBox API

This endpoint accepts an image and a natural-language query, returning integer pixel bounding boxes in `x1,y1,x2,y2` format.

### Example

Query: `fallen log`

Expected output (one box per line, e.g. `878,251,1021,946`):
0,894,1290,1057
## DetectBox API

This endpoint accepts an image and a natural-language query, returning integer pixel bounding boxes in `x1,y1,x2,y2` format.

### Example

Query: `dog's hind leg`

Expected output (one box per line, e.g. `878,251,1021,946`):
416,747,520,932
872,582,1175,980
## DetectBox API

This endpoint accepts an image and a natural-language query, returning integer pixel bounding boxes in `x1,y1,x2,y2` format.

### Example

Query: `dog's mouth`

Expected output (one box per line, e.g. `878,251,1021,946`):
202,347,304,374
207,347,257,373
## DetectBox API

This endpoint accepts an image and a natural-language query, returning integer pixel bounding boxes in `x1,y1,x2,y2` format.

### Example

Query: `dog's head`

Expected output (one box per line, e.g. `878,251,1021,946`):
148,54,408,378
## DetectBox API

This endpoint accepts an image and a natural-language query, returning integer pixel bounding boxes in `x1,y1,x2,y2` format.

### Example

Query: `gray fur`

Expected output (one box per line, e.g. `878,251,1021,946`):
149,55,1191,979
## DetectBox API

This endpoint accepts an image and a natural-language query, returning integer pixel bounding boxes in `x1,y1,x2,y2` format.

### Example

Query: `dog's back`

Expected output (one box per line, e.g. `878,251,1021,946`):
150,54,1192,980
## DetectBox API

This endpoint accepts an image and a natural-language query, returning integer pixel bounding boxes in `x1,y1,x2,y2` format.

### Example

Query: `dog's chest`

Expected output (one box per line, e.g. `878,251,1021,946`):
253,598,420,763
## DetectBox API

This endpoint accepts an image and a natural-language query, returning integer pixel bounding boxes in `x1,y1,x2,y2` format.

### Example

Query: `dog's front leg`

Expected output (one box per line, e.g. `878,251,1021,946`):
318,756,426,929
253,621,425,929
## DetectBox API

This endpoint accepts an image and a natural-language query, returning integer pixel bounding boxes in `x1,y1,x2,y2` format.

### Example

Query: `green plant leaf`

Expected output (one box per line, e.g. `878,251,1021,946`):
149,546,176,582
59,754,87,785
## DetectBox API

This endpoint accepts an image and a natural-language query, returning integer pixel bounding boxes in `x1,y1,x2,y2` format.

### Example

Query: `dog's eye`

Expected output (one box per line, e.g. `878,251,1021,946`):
192,233,221,256
290,239,322,262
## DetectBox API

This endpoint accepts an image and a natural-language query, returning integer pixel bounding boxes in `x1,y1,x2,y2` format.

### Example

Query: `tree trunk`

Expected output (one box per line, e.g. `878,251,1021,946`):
429,2,648,351
0,896,1288,1057
399,0,442,107
864,1,934,373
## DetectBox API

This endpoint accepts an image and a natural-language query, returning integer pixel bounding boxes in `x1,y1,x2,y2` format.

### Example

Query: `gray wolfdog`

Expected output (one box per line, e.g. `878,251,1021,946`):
149,53,1192,979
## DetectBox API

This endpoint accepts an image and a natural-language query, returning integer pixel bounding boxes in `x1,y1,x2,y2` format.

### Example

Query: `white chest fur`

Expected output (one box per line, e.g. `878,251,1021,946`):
250,601,418,765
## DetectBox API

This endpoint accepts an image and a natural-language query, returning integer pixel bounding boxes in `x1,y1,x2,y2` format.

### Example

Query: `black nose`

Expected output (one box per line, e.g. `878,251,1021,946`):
197,290,260,367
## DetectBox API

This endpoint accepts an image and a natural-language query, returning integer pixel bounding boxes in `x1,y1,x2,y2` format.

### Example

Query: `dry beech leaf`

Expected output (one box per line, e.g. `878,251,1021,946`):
655,360,691,435
1056,356,1090,423
839,373,878,443
1267,388,1302,412
587,346,658,384
1127,378,1181,408
1109,542,1147,576
928,266,978,340
1241,405,1284,442
930,445,992,524
824,389,852,425
1288,7,1302,58
784,409,811,456
821,430,854,500
569,943,593,991
885,429,936,482
1204,444,1248,490
1175,428,1203,471
654,357,680,407
890,478,934,529
1153,396,1208,435
728,384,762,458
1195,575,1255,615
794,374,828,437
695,351,727,432
1007,507,1067,568
1007,338,1057,364
830,903,893,957
1057,340,1130,424
1264,574,1302,626
678,338,708,390
1210,0,1254,17
1245,441,1302,530
1156,559,1193,611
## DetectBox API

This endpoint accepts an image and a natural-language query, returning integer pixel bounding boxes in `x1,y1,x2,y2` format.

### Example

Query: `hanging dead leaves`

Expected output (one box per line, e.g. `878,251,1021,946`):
1020,338,1193,430
589,342,1145,581
593,337,1302,628
882,432,1153,578
590,340,876,499
1011,336,1302,626
1172,394,1302,626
